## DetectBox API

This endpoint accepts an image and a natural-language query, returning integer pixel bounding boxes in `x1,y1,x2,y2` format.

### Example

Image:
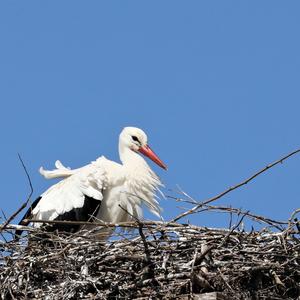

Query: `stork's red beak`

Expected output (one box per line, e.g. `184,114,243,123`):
138,145,167,170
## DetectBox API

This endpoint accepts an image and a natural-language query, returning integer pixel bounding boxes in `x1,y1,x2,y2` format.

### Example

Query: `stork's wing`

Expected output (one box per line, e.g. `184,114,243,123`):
16,157,109,236
39,160,76,179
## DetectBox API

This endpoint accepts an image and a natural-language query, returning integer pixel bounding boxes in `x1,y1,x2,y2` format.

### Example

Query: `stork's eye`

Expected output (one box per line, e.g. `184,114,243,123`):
132,136,140,143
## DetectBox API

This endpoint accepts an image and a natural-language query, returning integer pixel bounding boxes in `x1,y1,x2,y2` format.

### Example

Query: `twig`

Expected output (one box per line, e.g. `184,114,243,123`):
218,213,248,248
0,154,33,232
171,148,300,223
138,224,155,278
0,210,8,242
118,205,156,283
294,218,300,233
202,205,286,230
0,224,37,232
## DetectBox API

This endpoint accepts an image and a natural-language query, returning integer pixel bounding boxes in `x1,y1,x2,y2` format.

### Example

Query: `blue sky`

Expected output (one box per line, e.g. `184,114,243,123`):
0,2,300,230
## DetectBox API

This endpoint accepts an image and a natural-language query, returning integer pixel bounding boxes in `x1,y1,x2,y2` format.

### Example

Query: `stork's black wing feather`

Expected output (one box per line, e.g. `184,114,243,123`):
15,195,102,238
48,196,102,233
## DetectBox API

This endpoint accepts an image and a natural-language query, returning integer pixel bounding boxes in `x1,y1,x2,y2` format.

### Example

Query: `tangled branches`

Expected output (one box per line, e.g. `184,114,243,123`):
1,149,300,299
1,220,300,299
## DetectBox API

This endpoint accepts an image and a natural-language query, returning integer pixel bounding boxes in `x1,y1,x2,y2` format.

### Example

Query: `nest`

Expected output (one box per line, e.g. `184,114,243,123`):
1,218,300,300
1,150,300,299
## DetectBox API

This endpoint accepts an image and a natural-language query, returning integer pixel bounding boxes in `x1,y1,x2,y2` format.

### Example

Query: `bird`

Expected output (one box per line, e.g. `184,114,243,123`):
15,127,167,239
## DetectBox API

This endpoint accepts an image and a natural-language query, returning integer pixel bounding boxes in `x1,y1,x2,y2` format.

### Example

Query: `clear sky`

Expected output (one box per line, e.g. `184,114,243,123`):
1,1,300,230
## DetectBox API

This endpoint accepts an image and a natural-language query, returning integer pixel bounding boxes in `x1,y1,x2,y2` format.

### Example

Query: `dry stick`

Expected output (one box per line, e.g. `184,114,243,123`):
0,154,33,233
19,219,164,228
168,194,287,228
19,219,223,234
288,208,300,226
197,205,286,230
118,205,156,281
137,224,155,279
295,218,300,233
171,148,300,223
193,213,248,268
19,203,280,231
206,205,287,224
19,218,288,237
0,209,9,242
218,213,248,248
283,208,300,236
172,201,285,229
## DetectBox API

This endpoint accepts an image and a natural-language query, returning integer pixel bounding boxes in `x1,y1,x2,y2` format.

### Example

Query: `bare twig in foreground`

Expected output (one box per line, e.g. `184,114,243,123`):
171,148,300,223
0,154,33,232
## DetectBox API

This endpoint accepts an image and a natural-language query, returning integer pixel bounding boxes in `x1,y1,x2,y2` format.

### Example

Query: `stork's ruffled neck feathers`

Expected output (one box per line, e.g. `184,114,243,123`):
118,144,163,217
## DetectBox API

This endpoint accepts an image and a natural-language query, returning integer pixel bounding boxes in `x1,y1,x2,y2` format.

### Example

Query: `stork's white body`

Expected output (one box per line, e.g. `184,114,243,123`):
37,154,161,225
17,127,166,239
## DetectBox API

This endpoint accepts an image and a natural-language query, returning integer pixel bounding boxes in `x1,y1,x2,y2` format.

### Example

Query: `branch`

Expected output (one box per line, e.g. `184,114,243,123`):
0,154,33,232
15,219,238,234
0,224,37,232
196,205,286,230
171,148,300,223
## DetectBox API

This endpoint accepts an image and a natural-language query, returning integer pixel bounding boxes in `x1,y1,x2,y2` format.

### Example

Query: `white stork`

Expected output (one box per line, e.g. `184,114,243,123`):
16,127,167,238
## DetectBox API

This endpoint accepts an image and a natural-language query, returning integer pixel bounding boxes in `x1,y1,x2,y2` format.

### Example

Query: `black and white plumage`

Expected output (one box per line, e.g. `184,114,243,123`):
16,127,167,238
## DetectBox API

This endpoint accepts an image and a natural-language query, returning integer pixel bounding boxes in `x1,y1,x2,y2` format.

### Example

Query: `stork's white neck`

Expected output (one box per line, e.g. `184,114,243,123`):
119,144,150,171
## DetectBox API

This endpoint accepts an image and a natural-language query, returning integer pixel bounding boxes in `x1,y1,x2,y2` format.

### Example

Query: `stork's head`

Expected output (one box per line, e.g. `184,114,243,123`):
120,127,167,170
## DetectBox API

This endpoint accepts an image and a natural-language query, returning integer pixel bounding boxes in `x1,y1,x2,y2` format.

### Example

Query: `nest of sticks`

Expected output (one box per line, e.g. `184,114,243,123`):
1,211,300,300
1,150,300,299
